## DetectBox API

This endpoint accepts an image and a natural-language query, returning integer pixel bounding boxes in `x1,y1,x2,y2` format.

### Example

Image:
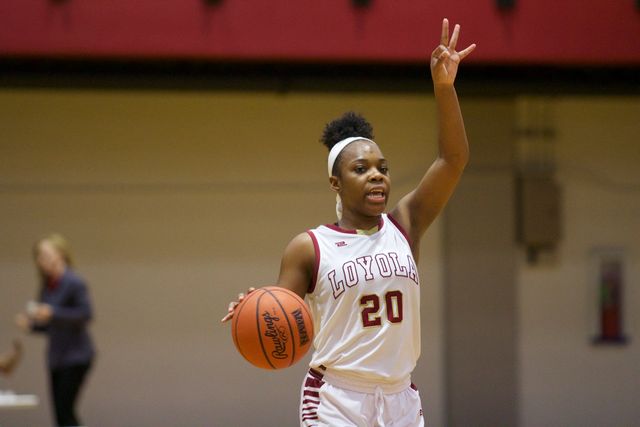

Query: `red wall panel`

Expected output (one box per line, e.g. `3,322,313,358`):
1,0,639,64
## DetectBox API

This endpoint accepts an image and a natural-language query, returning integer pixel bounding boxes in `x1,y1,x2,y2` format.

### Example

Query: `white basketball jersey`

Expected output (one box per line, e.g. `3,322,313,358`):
306,213,421,387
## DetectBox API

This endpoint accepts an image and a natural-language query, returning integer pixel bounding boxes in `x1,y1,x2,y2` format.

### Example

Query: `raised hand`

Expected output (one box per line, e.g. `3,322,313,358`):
430,18,476,86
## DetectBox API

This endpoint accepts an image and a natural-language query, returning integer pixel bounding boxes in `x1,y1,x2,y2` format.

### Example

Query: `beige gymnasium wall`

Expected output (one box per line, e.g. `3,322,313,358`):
0,88,446,427
444,95,640,427
518,97,640,427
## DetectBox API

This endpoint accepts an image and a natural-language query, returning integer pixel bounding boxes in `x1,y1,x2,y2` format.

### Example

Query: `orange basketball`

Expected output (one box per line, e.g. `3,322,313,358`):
231,286,314,370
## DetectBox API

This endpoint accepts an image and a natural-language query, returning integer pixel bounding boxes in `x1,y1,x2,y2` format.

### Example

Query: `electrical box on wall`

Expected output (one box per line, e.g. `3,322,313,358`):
516,176,561,253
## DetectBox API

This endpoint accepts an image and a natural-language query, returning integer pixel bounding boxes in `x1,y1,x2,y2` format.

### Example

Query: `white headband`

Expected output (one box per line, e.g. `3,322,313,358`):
327,136,375,176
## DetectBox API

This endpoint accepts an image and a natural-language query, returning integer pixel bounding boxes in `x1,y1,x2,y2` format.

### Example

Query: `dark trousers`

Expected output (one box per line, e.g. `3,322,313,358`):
49,362,92,427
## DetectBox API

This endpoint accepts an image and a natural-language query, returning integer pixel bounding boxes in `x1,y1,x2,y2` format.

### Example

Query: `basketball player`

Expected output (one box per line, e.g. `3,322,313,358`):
223,18,475,426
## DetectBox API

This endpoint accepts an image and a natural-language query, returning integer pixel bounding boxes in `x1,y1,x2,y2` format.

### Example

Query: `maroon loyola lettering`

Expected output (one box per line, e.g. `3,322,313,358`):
327,251,419,298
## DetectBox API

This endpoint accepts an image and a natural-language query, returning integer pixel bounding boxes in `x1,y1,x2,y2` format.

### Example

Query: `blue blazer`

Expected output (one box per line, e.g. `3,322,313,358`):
33,269,95,369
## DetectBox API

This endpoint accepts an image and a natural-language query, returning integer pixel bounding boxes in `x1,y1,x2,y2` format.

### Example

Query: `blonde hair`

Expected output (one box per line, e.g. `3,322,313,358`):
33,233,75,267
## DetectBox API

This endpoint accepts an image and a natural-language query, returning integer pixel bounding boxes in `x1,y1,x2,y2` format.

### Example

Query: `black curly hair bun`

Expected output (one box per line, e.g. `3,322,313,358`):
320,111,374,151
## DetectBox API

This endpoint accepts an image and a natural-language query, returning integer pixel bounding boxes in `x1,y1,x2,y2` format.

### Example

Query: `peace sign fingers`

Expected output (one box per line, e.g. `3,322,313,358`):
449,23,460,51
431,18,476,85
457,43,477,61
440,18,450,47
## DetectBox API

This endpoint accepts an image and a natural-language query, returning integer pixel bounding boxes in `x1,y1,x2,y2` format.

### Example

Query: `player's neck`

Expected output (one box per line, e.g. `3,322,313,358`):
337,215,382,234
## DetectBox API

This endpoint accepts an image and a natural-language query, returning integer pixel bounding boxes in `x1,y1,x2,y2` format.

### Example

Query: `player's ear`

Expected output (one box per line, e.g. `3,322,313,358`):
329,176,340,193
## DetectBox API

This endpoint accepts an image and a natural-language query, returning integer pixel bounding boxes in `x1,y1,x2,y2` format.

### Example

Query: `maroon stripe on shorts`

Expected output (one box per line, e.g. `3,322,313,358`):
301,369,324,427
309,368,324,378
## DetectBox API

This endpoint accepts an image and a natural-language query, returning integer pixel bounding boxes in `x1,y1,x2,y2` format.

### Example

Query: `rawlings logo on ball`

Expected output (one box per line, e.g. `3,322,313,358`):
262,310,289,359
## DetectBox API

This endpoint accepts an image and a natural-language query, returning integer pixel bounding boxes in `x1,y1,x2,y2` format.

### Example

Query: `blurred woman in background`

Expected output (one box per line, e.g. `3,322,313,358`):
16,233,95,427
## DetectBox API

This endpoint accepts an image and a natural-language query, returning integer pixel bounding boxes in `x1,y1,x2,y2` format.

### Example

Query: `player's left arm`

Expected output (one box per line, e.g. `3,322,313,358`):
390,19,475,253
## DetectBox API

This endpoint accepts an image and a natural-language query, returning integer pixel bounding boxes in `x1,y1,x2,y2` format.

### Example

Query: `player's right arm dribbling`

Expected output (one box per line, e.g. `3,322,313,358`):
221,232,314,323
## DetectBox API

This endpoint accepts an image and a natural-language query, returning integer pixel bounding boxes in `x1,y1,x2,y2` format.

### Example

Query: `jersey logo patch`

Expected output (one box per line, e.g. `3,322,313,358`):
335,241,347,247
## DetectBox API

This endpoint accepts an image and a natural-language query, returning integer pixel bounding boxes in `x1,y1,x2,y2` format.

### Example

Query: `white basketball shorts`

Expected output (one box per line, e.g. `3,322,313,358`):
300,369,424,427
